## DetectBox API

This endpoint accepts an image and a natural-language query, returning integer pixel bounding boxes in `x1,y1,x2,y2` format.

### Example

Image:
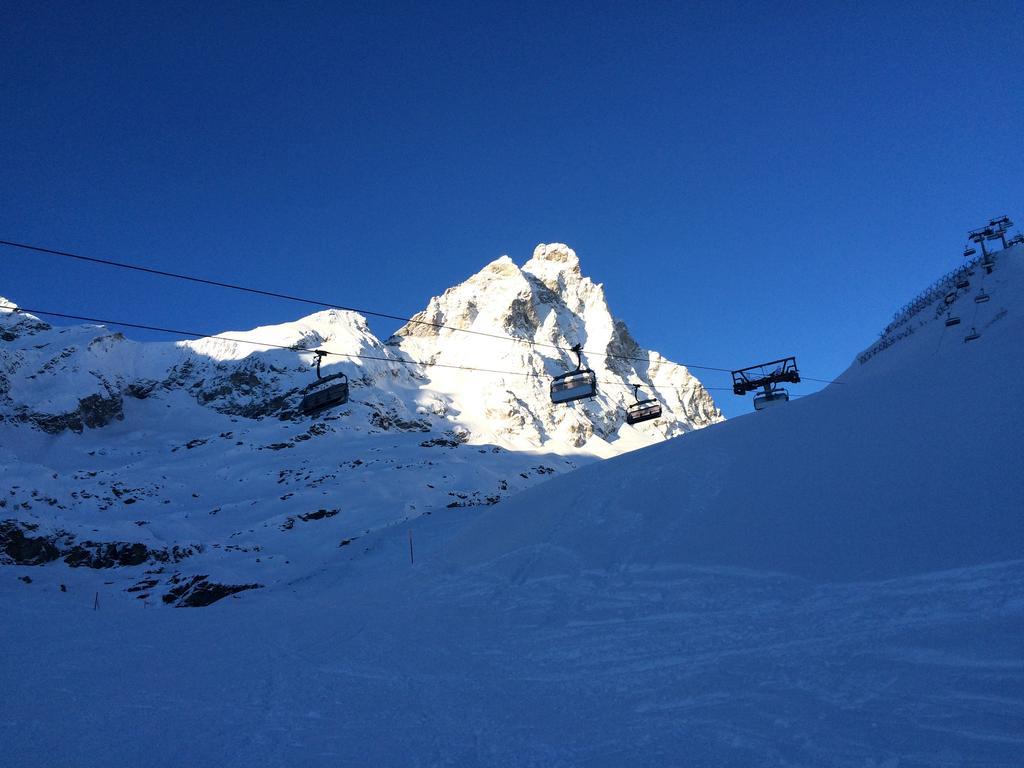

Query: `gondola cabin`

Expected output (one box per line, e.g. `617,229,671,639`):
626,399,661,424
753,388,789,410
300,374,349,416
625,383,661,424
550,369,597,404
550,343,597,404
300,350,349,416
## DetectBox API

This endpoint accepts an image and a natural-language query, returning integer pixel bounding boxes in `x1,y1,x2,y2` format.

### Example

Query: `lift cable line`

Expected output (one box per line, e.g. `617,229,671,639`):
0,238,839,385
8,306,742,395
0,239,733,374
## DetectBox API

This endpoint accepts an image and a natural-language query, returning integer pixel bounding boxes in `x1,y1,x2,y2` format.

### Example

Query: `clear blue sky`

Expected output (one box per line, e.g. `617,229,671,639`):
3,1,1022,417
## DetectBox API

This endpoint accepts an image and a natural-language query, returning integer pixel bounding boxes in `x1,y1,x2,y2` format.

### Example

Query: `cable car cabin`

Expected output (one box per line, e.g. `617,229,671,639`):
550,343,597,404
626,399,661,425
753,388,789,410
975,290,990,303
300,351,348,416
945,314,961,327
550,369,597,404
300,373,349,416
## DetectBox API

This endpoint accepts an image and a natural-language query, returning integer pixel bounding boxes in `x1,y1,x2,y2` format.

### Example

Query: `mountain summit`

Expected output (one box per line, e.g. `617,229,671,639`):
0,244,721,605
391,243,721,451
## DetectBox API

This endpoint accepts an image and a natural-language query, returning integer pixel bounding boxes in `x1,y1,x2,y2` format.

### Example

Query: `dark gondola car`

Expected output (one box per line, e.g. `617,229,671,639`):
753,388,789,410
550,344,597,404
625,383,661,425
300,375,349,415
550,370,597,404
300,350,349,416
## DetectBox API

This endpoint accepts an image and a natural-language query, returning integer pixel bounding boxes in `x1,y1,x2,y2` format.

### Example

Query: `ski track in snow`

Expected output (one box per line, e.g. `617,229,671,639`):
3,514,1023,768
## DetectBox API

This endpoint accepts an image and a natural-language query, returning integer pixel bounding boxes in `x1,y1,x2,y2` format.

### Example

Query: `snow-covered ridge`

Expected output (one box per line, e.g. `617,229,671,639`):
4,243,1022,768
390,243,721,452
852,242,1019,372
0,245,721,605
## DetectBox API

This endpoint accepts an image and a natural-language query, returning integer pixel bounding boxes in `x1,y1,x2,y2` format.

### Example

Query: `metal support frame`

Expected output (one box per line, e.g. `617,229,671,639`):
731,357,801,397
968,216,1014,256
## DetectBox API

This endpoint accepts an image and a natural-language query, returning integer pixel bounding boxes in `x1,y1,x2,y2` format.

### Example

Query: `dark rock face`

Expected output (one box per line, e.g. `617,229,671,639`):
64,541,150,568
281,508,340,530
0,521,62,565
0,520,195,568
161,574,262,607
370,409,431,432
28,391,124,434
79,392,124,429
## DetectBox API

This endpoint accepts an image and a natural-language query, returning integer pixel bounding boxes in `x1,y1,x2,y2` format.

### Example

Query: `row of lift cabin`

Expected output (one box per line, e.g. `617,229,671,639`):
945,216,1014,341
299,339,800,421
299,217,1016,420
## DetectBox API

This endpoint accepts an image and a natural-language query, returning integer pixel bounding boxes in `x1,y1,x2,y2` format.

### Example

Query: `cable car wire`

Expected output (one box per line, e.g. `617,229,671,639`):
10,306,743,394
1,238,841,384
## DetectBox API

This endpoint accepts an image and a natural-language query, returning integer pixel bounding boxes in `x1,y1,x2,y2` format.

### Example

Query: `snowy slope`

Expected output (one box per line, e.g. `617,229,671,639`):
2,242,1022,767
451,242,1024,581
0,246,721,604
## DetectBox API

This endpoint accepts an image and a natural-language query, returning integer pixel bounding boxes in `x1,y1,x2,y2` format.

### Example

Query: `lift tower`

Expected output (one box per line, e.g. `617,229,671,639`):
731,357,801,411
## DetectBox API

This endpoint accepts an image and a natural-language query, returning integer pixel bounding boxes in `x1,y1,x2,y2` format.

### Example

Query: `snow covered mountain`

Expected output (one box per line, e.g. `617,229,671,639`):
0,244,721,604
389,243,720,450
3,239,1022,767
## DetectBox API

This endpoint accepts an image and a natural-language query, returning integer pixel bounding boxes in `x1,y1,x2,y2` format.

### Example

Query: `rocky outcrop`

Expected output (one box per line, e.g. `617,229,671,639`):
161,574,262,607
0,520,195,568
0,521,63,565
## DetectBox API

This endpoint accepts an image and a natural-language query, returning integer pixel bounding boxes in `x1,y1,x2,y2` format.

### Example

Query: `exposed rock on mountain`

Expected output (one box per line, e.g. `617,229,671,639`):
0,246,722,605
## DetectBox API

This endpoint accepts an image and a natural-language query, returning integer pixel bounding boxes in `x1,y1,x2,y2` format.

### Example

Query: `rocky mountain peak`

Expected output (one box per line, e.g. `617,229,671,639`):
521,243,585,294
1,299,51,340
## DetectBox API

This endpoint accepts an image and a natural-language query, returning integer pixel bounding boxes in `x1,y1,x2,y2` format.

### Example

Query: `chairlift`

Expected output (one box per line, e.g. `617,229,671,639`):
625,383,662,425
299,350,349,416
944,291,957,306
732,357,799,412
753,387,789,410
963,245,977,258
550,344,597,404
955,276,970,290
964,327,980,343
944,313,961,327
974,289,990,304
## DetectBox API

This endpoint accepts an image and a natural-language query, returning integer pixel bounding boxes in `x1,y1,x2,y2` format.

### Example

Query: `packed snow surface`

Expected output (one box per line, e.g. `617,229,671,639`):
2,244,1023,766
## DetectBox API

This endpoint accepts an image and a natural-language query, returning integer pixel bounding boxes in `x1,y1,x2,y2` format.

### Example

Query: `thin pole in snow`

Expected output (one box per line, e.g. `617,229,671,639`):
408,530,415,565
93,591,100,611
